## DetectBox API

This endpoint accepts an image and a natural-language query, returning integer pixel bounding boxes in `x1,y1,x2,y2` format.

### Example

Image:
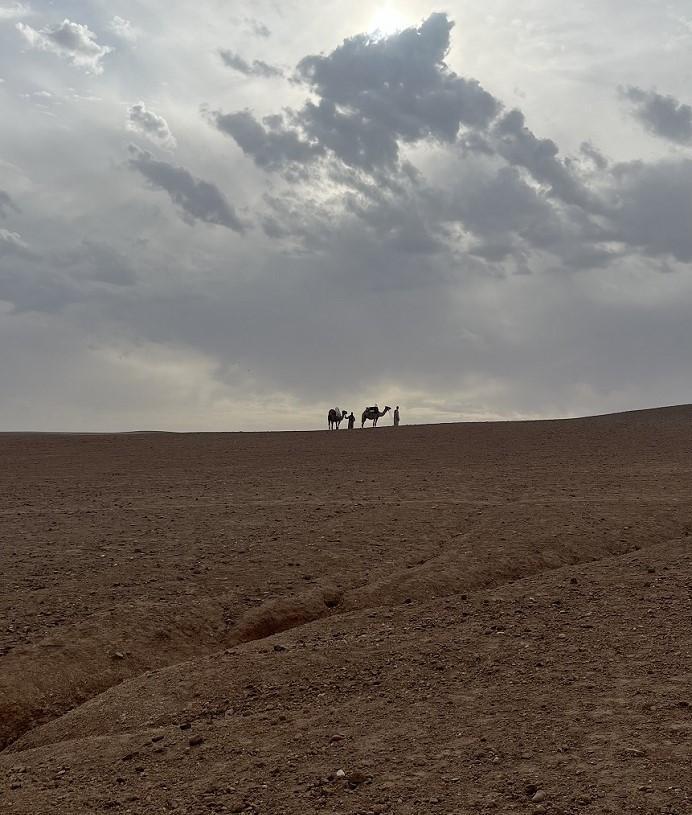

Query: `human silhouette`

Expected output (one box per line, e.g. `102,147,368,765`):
347,412,355,430
393,406,400,427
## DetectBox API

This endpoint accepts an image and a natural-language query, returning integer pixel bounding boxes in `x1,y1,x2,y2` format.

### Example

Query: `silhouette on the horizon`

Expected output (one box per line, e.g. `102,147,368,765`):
347,412,355,430
394,406,400,427
361,405,391,428
328,408,348,430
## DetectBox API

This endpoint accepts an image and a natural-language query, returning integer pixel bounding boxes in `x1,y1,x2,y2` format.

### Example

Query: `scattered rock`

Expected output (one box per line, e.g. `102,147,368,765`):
112,651,125,660
335,769,346,779
273,644,288,652
532,790,547,803
347,770,369,786
189,735,205,747
179,722,192,730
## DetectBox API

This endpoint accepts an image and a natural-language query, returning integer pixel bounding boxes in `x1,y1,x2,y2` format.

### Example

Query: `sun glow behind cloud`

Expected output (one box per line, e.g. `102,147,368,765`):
369,4,408,36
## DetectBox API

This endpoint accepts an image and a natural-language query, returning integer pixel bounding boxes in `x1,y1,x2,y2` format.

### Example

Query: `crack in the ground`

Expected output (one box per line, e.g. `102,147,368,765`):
5,532,685,755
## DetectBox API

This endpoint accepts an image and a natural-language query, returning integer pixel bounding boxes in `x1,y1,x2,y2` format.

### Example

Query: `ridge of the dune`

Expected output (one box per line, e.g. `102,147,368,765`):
2,401,692,437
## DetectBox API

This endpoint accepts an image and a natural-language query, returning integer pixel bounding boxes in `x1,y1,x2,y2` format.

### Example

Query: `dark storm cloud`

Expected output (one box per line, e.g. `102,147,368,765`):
215,13,500,172
610,158,692,262
214,110,321,169
0,190,19,218
219,49,283,78
491,110,603,212
620,86,692,145
127,146,246,232
211,10,614,276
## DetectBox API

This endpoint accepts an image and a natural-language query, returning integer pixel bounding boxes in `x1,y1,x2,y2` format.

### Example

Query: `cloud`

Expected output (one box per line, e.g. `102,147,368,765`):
219,49,282,78
16,18,112,74
620,86,692,145
0,2,29,20
246,18,270,38
57,241,137,287
109,16,140,43
0,190,19,217
610,158,692,262
0,228,30,256
490,109,602,212
127,102,177,150
212,11,691,279
580,142,608,171
4,4,692,432
127,146,246,232
214,110,321,169
215,13,499,172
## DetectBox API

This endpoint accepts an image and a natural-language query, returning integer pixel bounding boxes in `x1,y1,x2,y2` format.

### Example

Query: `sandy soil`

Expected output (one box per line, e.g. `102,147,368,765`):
0,407,690,814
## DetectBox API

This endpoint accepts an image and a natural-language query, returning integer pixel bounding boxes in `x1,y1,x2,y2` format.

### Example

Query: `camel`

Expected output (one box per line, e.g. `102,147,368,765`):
361,405,391,428
328,407,349,430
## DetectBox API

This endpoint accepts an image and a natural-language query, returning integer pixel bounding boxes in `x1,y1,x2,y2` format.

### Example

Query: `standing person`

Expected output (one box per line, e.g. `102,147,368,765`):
348,412,355,430
393,406,400,427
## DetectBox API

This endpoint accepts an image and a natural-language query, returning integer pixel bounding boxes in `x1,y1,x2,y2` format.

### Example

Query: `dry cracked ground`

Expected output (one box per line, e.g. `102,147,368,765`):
0,407,690,814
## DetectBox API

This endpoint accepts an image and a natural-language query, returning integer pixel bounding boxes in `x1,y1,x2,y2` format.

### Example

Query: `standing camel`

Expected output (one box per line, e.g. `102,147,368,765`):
328,408,348,430
361,405,391,428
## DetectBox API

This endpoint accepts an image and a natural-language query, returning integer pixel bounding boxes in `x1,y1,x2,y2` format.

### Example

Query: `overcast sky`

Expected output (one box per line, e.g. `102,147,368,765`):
1,0,692,431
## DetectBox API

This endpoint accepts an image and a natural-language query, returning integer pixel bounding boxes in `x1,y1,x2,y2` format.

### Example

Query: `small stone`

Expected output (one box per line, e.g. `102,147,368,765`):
189,735,205,747
179,722,192,730
112,651,125,660
329,734,346,743
273,644,287,652
347,770,369,786
534,806,546,814
151,735,164,743
335,769,346,778
570,577,578,584
531,790,547,803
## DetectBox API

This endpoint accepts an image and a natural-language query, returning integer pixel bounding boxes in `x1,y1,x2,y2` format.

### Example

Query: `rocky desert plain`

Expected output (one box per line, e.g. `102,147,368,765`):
0,406,690,815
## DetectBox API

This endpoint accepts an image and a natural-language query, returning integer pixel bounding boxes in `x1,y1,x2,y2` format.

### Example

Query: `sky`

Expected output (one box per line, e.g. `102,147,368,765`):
1,0,692,431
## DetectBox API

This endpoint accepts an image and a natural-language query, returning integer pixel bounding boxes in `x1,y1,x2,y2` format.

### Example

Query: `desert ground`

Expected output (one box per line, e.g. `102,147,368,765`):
0,407,690,814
